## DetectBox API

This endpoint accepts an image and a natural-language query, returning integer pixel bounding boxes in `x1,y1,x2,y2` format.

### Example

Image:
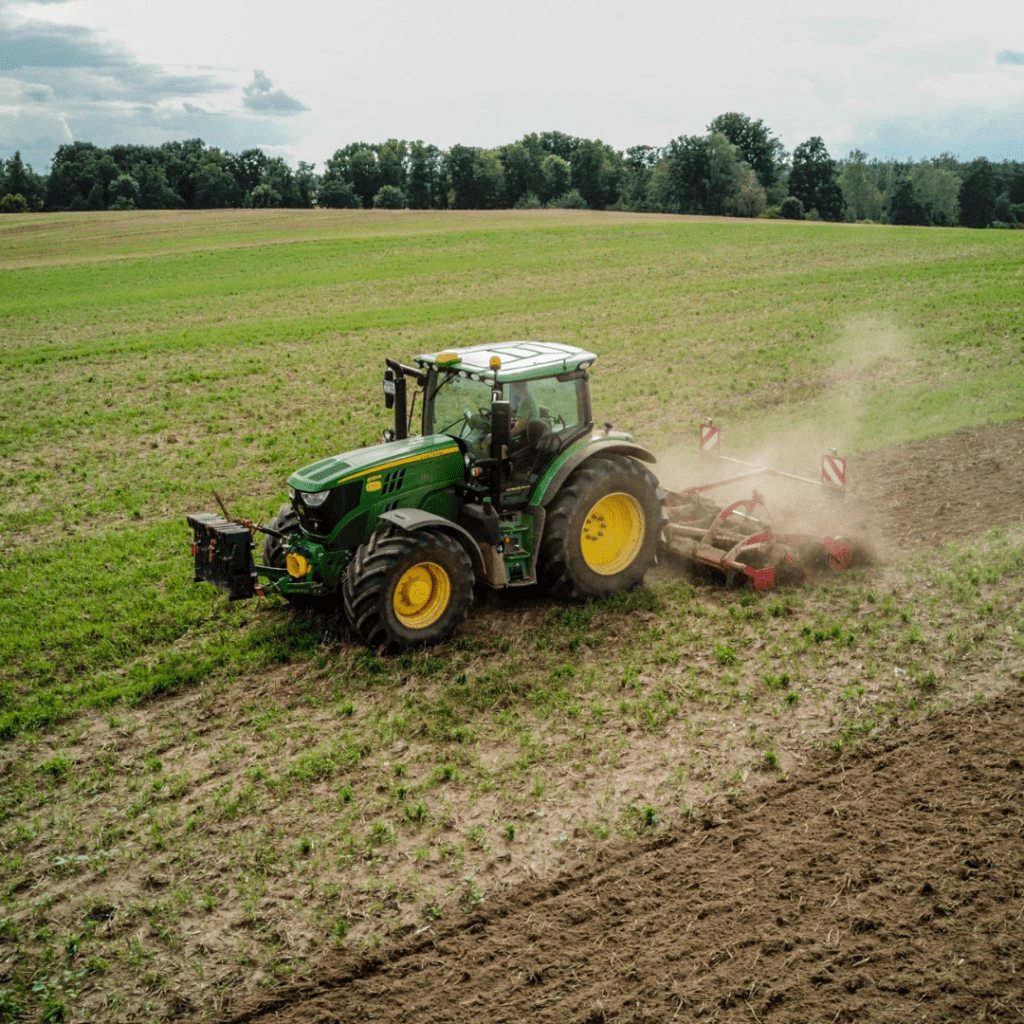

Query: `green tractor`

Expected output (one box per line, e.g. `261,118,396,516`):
188,341,664,651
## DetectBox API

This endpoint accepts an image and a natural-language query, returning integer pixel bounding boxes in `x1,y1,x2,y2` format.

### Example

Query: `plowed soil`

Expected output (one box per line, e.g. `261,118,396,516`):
843,421,1024,559
219,419,1024,1024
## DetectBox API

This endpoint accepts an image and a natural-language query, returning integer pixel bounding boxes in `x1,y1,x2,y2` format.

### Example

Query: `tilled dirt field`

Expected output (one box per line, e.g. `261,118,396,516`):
843,420,1024,558
225,691,1024,1024
219,420,1024,1023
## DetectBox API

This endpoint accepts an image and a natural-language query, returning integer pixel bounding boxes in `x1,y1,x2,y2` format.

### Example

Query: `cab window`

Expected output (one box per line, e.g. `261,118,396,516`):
429,374,494,442
506,377,583,434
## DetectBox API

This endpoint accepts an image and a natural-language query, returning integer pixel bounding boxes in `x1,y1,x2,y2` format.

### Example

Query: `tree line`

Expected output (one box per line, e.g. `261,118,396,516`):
3,115,1024,229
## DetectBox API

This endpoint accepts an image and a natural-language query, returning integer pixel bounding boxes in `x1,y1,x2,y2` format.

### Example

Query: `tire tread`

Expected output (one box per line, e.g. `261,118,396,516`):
343,526,473,651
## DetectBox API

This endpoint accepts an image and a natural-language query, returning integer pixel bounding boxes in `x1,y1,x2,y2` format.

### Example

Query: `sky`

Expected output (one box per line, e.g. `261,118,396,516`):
2,0,1024,174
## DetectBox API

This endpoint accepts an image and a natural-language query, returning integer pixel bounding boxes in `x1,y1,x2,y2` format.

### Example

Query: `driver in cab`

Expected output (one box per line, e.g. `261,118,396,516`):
470,380,539,458
509,380,539,441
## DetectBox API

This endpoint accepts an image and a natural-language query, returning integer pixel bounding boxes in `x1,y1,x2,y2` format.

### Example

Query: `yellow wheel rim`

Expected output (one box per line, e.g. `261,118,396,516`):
393,562,451,628
580,493,645,575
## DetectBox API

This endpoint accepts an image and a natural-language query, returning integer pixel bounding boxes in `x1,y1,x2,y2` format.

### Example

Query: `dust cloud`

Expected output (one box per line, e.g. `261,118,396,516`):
649,315,912,570
652,314,915,482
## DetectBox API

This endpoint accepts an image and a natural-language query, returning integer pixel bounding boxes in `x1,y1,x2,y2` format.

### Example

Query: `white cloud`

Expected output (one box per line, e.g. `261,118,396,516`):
241,70,307,115
2,0,1023,168
0,89,73,163
21,80,53,100
915,72,1024,101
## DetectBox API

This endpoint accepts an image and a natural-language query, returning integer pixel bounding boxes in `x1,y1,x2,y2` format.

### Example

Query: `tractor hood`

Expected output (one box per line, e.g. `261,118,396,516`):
288,434,464,495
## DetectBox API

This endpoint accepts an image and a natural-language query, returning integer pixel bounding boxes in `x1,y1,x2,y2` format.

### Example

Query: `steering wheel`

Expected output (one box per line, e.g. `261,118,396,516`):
439,409,473,434
439,407,492,439
467,406,491,430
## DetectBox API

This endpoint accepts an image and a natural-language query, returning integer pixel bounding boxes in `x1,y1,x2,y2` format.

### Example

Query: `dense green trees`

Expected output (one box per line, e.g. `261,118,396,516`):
569,139,622,209
373,184,406,209
108,174,141,210
317,179,360,208
780,197,804,220
6,120,1022,227
706,113,785,191
134,162,181,209
349,149,383,208
838,150,884,222
193,151,243,208
32,139,310,213
226,149,266,196
958,158,998,228
499,139,541,207
443,144,478,209
471,151,507,209
541,154,571,204
835,151,964,226
0,151,45,210
660,135,714,214
439,134,611,211
406,142,443,209
320,140,410,208
788,137,844,221
887,176,931,226
659,132,762,217
620,146,658,210
908,162,961,226
44,142,102,210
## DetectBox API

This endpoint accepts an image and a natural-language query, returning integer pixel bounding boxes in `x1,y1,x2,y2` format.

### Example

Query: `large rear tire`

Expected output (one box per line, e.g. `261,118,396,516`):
343,526,474,652
539,455,663,600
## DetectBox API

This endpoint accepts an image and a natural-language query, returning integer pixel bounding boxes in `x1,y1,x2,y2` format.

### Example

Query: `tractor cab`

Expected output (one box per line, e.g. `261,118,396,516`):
384,341,596,507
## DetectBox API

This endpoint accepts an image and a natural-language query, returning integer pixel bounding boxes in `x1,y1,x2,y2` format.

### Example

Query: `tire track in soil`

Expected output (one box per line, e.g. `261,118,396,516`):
217,419,1024,1024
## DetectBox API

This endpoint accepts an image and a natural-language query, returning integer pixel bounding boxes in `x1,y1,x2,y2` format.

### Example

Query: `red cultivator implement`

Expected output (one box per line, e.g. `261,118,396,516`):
662,420,863,590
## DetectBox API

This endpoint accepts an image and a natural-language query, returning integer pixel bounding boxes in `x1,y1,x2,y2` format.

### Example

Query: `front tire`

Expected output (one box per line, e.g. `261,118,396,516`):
343,526,474,652
539,455,663,600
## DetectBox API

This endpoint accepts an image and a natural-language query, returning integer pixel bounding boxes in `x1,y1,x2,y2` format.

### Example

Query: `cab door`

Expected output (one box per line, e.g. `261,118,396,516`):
501,372,591,504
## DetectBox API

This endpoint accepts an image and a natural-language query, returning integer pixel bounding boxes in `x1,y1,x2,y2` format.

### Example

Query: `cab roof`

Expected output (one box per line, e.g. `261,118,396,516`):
414,340,597,383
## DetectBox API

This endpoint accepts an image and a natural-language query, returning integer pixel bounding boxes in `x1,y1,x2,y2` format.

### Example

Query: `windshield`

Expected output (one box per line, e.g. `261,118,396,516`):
430,373,495,443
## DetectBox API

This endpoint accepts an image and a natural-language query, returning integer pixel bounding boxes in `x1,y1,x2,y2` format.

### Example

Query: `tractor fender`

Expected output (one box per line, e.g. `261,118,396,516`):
377,508,486,579
533,440,657,508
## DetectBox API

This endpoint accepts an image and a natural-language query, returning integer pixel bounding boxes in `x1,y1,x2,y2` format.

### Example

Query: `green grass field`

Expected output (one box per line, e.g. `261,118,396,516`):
1,208,1023,1022
2,208,1022,735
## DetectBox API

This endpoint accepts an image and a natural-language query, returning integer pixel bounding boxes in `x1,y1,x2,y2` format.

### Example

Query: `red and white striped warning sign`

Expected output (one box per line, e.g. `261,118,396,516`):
821,452,846,492
699,421,720,461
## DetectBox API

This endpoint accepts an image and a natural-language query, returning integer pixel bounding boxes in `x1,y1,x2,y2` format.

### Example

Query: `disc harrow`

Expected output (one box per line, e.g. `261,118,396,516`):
662,420,863,590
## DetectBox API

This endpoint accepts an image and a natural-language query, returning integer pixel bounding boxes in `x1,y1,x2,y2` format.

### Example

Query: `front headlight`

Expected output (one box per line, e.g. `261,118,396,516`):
301,490,331,508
